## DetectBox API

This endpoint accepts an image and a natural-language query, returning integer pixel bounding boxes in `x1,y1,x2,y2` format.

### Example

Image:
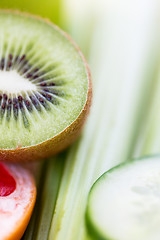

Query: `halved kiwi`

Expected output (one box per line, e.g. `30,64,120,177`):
0,11,92,162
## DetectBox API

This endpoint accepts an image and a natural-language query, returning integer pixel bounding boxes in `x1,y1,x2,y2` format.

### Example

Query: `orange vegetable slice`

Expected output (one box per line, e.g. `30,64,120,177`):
0,162,36,240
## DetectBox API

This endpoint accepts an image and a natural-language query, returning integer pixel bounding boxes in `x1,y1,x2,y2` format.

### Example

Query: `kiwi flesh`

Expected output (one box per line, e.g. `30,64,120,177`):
0,11,92,162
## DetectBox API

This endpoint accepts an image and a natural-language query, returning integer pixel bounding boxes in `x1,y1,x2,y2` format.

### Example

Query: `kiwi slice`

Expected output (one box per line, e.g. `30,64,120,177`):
0,11,92,162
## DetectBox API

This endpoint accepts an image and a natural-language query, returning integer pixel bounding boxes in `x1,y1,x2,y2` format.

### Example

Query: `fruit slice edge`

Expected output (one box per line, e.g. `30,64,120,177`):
0,162,36,240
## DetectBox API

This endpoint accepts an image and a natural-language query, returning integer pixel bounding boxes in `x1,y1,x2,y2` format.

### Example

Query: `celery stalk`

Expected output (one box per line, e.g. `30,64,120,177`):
133,62,160,157
48,1,159,240
60,0,96,57
22,162,43,240
22,155,65,240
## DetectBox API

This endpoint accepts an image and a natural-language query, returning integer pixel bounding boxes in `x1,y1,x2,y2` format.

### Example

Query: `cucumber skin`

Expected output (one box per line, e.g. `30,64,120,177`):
85,171,118,240
85,155,160,240
85,209,107,240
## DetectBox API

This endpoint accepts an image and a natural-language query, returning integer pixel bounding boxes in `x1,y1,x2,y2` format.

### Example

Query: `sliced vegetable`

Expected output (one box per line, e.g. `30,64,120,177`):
86,155,160,240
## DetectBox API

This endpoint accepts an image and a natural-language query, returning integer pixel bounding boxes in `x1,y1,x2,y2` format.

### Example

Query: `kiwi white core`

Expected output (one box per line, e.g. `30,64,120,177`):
0,70,37,94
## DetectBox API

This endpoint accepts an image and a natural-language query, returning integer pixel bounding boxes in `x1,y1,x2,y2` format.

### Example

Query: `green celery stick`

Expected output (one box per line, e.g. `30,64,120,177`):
22,154,65,240
48,1,159,240
134,60,160,157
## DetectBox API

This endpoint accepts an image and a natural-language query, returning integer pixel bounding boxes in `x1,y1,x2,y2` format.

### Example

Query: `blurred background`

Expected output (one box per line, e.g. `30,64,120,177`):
1,0,160,239
0,0,102,58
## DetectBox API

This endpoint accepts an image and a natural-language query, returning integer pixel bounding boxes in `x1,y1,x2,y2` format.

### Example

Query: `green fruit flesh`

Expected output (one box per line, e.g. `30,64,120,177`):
0,12,89,149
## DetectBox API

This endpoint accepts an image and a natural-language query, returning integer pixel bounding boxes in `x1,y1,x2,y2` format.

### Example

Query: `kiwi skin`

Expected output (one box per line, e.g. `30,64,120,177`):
0,10,92,162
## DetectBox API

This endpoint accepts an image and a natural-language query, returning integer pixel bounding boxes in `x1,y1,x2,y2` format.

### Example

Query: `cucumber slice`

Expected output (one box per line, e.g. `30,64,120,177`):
86,156,160,240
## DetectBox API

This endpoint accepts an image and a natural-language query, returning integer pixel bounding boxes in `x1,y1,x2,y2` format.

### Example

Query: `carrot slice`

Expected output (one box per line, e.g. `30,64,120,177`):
0,162,36,240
